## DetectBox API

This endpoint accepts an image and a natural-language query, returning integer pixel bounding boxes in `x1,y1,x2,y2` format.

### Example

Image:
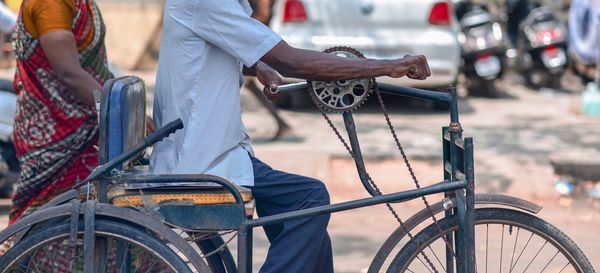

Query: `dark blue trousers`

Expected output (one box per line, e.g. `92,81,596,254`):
248,156,334,273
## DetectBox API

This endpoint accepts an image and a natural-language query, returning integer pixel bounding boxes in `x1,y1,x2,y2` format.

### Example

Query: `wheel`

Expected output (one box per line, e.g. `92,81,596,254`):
0,219,194,273
0,141,19,198
387,208,595,273
526,69,563,90
467,77,497,98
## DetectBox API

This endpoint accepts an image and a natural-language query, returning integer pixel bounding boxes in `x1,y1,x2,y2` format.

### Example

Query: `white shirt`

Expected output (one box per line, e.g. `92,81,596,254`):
150,0,282,186
0,3,15,33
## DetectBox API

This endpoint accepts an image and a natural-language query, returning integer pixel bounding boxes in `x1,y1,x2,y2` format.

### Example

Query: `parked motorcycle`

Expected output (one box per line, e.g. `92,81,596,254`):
455,0,506,97
515,5,568,89
0,78,17,198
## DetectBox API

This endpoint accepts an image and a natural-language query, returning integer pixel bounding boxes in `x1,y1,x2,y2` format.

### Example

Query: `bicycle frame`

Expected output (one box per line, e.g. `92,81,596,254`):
233,83,476,273
100,82,475,273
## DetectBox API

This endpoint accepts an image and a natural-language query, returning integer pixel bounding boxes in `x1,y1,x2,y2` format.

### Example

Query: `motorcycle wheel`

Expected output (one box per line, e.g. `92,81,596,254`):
526,69,563,90
467,76,497,98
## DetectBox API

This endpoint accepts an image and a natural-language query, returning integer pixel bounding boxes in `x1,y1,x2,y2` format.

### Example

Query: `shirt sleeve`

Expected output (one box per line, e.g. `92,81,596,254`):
191,0,282,67
29,0,75,37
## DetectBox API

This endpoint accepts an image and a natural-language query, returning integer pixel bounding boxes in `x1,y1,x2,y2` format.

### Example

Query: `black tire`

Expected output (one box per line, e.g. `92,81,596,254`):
0,219,194,273
387,208,595,273
526,69,563,90
467,77,497,98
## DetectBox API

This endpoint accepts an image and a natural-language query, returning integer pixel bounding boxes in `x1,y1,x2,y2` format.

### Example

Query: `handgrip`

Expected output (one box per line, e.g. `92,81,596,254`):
269,82,308,95
144,118,183,146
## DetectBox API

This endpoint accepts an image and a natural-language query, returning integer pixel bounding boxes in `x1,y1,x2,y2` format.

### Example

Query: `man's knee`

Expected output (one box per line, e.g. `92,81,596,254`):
306,180,330,207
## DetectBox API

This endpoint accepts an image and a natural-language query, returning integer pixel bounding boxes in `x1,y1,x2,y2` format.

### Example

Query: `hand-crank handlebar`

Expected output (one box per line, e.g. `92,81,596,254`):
273,81,453,106
274,81,459,124
273,81,460,197
73,119,184,188
269,82,308,95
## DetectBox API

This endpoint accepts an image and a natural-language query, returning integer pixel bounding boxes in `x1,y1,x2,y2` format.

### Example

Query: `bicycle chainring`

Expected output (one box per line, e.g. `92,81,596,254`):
308,47,376,113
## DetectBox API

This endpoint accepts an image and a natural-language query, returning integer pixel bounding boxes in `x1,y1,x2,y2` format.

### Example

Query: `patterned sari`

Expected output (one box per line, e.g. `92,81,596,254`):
9,0,113,224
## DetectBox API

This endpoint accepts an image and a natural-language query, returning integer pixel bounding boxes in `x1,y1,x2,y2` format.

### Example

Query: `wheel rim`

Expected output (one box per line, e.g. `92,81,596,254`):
397,218,586,273
2,231,180,273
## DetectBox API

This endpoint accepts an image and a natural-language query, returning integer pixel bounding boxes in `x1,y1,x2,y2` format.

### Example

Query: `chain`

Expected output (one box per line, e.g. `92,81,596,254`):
318,112,442,273
373,87,456,257
312,46,458,270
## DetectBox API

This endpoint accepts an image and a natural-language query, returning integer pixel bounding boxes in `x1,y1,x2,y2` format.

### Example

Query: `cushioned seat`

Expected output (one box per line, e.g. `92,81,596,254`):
109,189,252,207
109,187,253,207
107,185,255,218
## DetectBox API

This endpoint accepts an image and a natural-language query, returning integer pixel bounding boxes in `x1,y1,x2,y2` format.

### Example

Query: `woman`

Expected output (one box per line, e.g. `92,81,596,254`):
9,0,113,224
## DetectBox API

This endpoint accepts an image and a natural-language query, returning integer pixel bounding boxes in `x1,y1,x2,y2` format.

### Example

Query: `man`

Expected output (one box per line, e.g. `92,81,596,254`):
150,0,430,272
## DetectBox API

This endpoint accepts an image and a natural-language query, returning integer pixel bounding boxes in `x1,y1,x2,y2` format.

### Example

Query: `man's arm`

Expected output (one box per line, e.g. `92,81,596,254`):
260,41,431,82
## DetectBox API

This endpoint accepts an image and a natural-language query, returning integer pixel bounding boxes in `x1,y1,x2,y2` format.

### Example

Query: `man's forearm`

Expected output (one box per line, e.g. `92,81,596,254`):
261,41,398,81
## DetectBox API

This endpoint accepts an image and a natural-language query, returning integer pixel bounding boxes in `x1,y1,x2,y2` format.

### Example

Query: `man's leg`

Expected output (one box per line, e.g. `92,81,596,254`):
249,156,334,273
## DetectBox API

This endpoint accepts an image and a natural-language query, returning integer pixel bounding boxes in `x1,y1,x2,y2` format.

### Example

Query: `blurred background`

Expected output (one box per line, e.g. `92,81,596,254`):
0,0,599,272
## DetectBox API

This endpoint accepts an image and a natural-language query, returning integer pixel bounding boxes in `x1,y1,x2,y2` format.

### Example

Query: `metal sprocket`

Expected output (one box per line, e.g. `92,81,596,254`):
308,46,376,113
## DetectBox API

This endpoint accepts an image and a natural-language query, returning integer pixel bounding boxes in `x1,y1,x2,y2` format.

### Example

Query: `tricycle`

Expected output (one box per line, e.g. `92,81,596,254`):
0,48,594,273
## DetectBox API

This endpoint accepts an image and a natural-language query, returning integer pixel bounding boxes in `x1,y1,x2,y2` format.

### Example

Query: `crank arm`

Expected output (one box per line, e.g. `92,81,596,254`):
269,82,308,95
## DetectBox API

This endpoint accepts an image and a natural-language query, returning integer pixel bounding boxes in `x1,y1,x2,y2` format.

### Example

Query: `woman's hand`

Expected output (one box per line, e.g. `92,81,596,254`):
256,62,283,101
146,115,156,135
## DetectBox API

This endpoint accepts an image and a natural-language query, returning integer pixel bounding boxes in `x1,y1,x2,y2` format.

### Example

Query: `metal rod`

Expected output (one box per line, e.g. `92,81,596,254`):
74,119,183,187
376,82,451,104
246,226,253,272
237,228,249,273
83,201,95,273
442,127,456,273
465,138,476,272
270,81,308,94
245,180,466,228
343,112,380,196
449,85,459,123
449,107,465,273
454,189,467,273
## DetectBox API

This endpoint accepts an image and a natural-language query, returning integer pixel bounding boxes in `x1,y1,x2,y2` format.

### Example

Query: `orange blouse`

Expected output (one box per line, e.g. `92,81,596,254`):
21,0,76,39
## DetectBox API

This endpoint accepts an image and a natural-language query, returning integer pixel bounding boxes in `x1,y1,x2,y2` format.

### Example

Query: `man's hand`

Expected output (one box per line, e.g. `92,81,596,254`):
256,62,283,101
388,55,431,80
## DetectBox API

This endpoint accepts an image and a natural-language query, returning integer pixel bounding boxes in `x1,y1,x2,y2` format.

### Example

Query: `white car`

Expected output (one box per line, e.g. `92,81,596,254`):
268,0,461,106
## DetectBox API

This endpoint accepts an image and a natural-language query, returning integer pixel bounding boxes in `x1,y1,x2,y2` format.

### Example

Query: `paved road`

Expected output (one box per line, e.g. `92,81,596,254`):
1,72,598,272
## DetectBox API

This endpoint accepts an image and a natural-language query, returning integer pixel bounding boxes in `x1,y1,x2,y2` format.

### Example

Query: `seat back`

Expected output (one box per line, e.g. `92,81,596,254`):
99,76,146,168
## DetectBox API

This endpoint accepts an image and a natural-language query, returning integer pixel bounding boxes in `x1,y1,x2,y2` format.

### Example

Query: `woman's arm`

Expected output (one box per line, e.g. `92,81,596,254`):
39,30,102,107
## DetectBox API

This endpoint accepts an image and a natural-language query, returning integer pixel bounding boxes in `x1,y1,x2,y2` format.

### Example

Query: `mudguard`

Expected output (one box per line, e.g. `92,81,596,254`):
0,201,211,272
